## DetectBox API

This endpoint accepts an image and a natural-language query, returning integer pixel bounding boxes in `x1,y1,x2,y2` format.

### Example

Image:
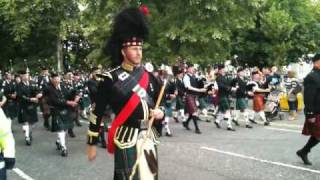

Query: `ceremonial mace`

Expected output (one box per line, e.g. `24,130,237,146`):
129,80,167,180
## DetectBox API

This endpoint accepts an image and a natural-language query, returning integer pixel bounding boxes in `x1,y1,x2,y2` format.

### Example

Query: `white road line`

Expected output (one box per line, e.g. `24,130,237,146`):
265,127,301,133
235,119,303,129
13,168,35,180
271,123,302,129
200,146,320,174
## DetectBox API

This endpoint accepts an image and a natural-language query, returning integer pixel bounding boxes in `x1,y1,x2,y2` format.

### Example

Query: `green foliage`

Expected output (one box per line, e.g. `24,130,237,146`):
0,0,320,71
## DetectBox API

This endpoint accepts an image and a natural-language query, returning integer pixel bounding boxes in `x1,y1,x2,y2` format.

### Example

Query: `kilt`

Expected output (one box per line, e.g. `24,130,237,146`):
185,94,197,115
218,97,230,113
175,96,185,110
302,114,320,138
2,100,17,119
198,97,207,109
19,105,38,125
114,143,158,180
165,101,173,117
80,95,91,109
253,94,265,112
236,98,248,111
51,110,74,132
114,145,139,180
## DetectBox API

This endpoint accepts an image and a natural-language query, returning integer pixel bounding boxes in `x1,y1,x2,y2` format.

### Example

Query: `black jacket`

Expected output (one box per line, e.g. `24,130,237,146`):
303,68,320,117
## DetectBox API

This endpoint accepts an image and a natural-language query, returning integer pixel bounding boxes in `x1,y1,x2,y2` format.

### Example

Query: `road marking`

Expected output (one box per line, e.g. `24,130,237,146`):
200,146,320,174
234,119,303,129
271,122,302,129
13,168,35,180
265,127,301,133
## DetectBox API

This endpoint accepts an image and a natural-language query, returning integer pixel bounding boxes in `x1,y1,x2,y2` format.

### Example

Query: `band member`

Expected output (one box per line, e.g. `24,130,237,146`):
248,71,270,125
47,73,78,157
163,70,177,137
296,53,320,165
87,7,164,180
173,66,186,123
183,63,206,134
62,71,80,138
1,71,17,121
37,67,51,129
16,70,42,146
230,68,253,128
214,65,237,131
0,107,15,180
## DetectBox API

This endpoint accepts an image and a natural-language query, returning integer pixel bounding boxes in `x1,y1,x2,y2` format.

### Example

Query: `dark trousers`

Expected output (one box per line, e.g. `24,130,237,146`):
186,115,200,130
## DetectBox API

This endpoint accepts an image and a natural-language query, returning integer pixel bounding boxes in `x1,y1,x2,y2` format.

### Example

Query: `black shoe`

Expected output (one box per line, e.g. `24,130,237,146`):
232,120,240,126
183,122,191,130
245,124,253,129
61,148,68,157
56,141,62,150
25,137,32,146
68,129,76,138
205,119,211,123
165,132,173,137
249,119,257,124
296,150,312,165
174,117,179,123
227,127,236,131
264,121,270,126
195,129,202,134
214,121,221,129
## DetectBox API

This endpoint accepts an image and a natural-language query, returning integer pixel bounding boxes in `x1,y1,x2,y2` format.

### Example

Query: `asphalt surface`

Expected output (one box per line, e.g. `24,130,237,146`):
7,111,320,180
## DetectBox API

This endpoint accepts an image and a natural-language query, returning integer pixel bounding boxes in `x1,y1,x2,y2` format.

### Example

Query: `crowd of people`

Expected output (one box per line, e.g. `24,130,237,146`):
0,60,305,178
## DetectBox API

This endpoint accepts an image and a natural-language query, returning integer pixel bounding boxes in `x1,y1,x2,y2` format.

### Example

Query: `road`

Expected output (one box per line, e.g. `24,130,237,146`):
7,111,320,180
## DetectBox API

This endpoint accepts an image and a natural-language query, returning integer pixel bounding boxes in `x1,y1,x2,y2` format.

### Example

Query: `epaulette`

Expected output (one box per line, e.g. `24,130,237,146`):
96,66,120,80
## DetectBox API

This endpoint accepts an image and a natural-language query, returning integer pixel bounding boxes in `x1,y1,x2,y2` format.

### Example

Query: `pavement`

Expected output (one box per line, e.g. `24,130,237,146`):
7,111,320,180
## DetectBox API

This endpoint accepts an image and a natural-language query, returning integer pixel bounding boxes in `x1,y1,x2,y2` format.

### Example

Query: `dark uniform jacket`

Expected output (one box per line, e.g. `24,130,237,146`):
304,68,320,118
231,77,248,99
216,74,232,98
88,65,162,145
47,83,75,131
1,80,17,118
16,81,40,124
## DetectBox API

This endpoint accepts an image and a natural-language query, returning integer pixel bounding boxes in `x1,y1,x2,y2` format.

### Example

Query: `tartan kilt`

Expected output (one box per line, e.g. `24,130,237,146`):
2,100,17,119
302,114,320,138
185,94,197,115
81,95,91,109
51,110,74,132
175,96,185,110
236,98,248,111
114,144,158,180
218,97,230,113
165,101,173,117
253,94,265,112
114,146,139,180
19,105,38,125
